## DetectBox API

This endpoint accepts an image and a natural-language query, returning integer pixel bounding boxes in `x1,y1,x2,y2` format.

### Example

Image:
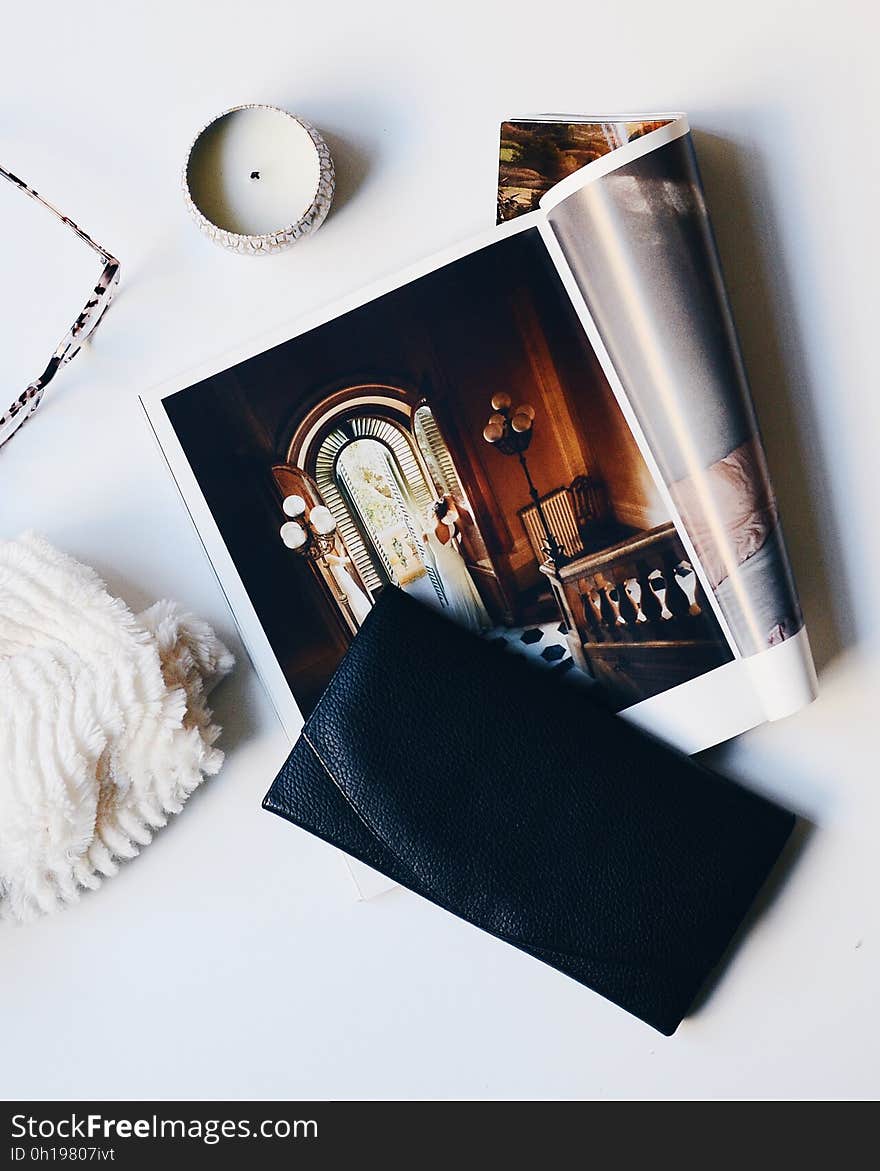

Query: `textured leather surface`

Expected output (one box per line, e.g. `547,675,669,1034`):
263,586,795,1035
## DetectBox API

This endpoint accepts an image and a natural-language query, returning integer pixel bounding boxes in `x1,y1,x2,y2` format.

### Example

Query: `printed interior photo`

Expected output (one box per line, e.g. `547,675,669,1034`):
163,227,733,717
497,117,672,222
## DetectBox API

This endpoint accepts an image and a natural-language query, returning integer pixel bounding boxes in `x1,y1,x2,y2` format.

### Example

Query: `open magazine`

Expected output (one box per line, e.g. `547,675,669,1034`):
142,114,816,784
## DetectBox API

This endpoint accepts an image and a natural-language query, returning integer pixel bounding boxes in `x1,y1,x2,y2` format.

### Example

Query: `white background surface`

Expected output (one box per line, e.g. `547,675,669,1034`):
1,0,878,1101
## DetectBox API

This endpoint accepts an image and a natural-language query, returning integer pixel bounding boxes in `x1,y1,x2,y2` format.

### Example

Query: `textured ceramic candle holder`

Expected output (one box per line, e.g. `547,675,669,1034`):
183,104,335,255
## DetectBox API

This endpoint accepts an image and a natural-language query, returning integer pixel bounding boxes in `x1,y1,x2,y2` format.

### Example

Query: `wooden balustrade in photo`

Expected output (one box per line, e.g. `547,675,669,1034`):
541,522,732,707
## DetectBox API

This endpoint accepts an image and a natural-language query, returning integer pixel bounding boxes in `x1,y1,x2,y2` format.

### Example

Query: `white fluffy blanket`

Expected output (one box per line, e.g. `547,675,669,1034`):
0,533,233,921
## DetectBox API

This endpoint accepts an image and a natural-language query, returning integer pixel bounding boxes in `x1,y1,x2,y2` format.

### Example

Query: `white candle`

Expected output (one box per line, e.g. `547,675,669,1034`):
184,104,334,253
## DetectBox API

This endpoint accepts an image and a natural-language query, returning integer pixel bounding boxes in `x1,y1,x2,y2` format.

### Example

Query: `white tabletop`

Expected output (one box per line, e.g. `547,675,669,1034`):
2,0,878,1101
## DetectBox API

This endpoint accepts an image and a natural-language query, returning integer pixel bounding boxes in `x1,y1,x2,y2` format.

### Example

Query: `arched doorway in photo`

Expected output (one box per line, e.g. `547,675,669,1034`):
316,418,445,609
272,386,515,646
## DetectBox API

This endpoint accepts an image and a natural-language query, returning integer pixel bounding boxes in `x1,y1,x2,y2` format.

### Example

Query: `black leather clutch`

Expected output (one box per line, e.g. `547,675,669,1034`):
263,586,794,1035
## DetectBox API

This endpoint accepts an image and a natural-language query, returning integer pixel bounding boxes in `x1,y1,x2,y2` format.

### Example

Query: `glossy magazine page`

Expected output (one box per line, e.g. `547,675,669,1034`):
500,114,815,721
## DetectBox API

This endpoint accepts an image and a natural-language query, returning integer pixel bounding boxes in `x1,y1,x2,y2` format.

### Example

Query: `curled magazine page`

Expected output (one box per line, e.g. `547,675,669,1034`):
499,115,816,721
497,115,676,223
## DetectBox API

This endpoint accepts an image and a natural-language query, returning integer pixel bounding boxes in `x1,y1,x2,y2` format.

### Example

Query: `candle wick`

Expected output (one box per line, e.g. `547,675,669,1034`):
250,170,261,181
